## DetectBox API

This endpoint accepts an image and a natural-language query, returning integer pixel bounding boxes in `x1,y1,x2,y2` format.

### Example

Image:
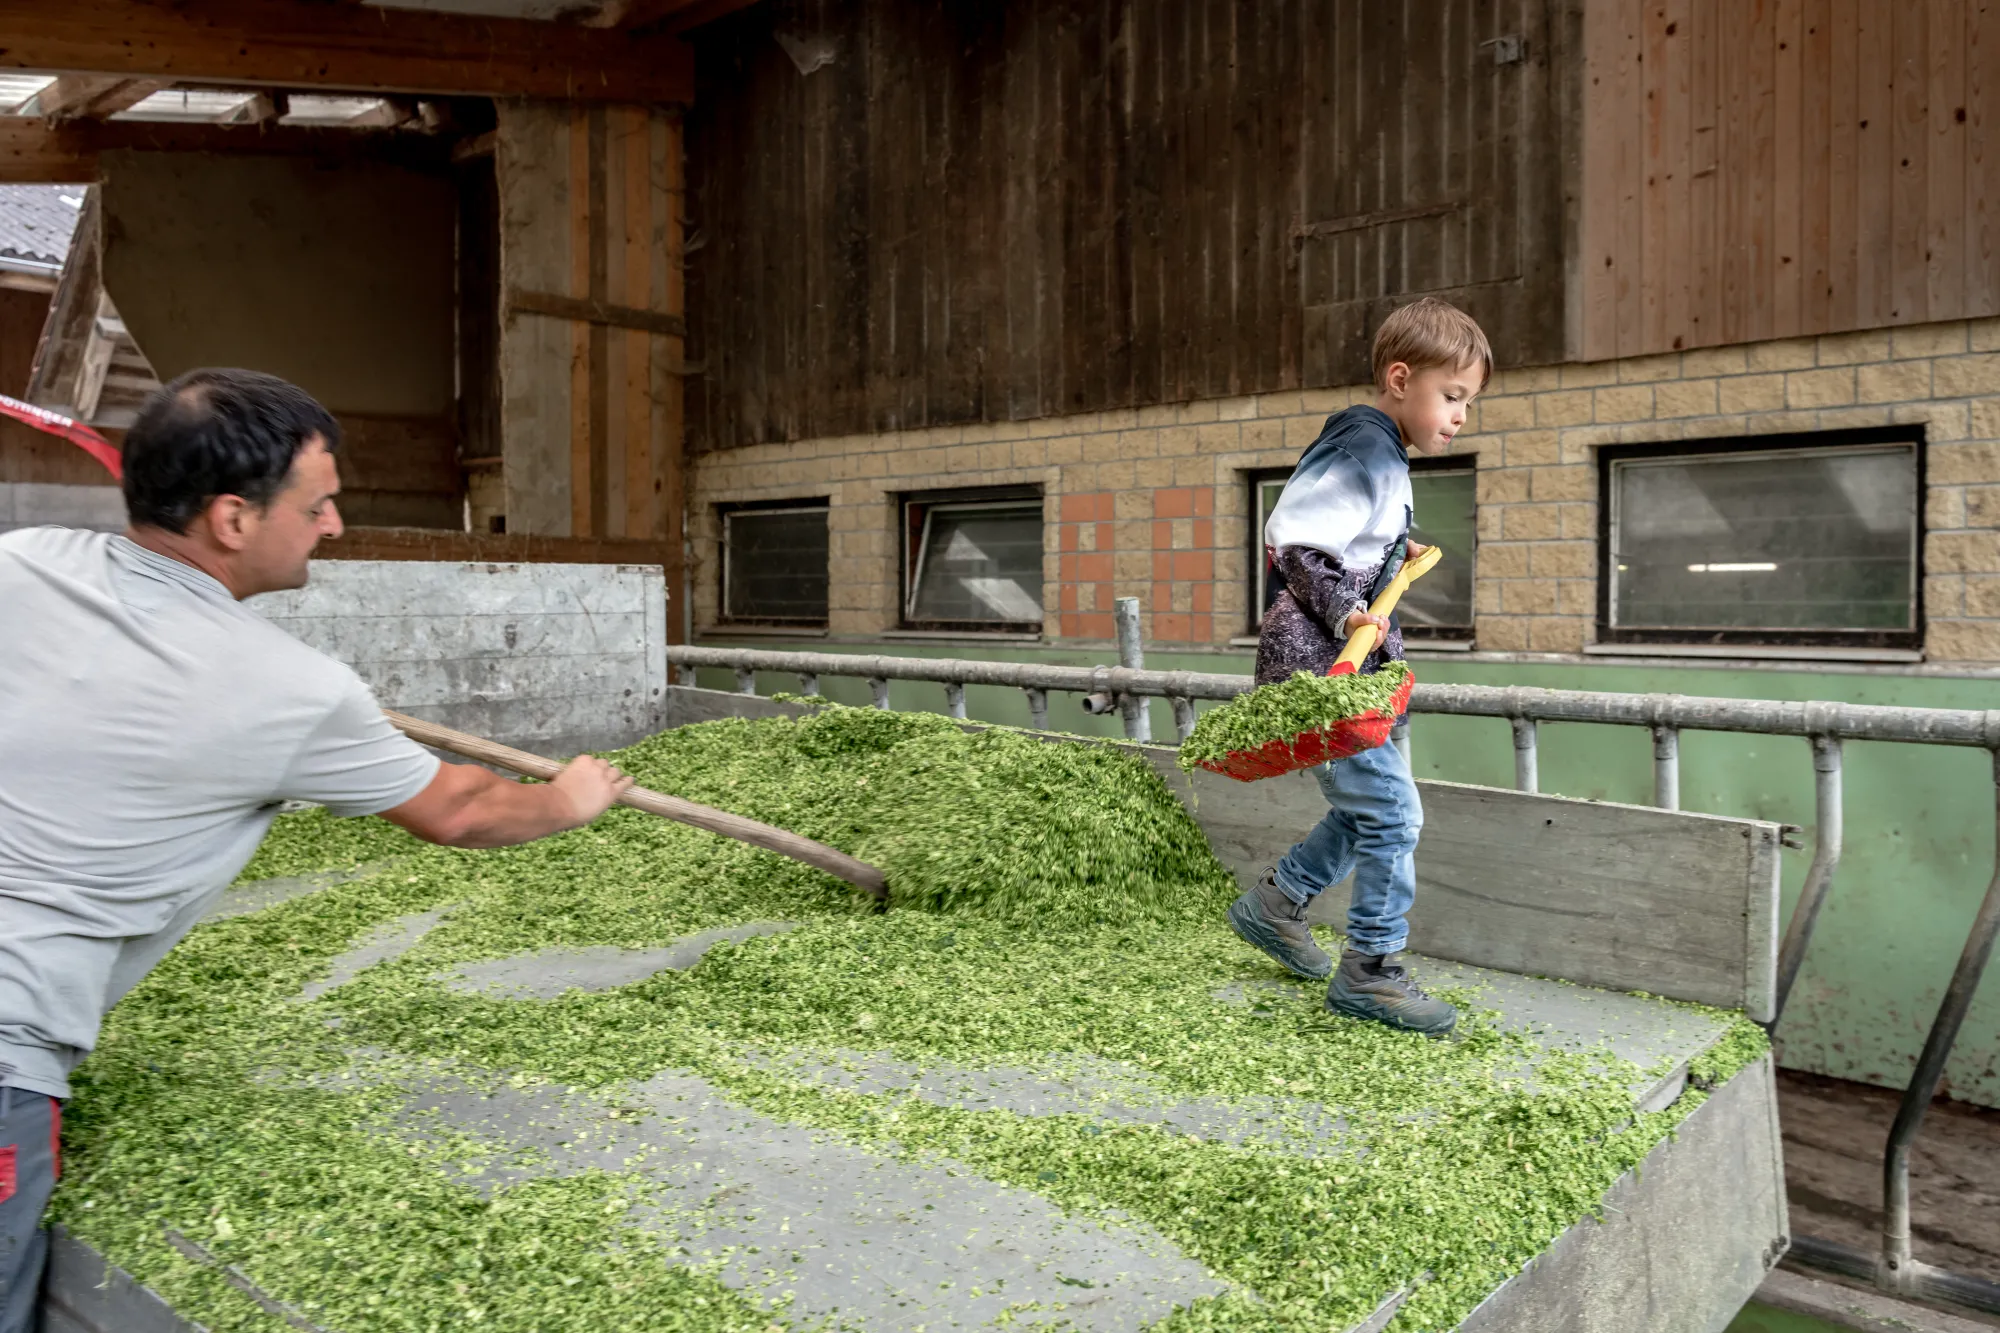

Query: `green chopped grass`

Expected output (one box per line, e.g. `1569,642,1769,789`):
56,702,1768,1333
1178,664,1413,772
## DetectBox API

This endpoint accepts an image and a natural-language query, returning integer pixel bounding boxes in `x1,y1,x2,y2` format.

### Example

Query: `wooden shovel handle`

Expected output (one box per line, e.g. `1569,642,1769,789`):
1331,543,1443,671
383,710,890,900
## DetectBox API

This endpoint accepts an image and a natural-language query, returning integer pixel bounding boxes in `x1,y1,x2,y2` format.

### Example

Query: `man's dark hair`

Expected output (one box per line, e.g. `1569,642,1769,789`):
122,369,341,534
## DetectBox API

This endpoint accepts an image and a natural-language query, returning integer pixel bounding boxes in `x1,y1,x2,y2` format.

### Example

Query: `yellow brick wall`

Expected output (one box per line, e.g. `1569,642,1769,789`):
690,318,2000,661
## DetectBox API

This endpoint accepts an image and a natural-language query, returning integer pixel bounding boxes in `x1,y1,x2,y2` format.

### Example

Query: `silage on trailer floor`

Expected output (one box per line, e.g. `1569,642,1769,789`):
53,704,1767,1333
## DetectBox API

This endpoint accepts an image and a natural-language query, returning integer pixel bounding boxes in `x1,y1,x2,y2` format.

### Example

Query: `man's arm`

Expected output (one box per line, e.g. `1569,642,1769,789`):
379,755,634,848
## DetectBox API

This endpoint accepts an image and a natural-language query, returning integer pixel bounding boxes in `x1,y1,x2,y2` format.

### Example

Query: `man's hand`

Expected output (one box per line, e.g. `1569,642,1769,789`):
1344,608,1391,638
549,755,635,828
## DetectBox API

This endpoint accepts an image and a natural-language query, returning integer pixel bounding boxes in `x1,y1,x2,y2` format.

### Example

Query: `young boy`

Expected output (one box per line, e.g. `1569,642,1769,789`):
1228,296,1491,1036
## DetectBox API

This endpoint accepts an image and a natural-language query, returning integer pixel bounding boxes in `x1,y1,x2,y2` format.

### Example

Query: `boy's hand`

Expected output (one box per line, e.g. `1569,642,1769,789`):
1405,540,1431,560
1344,609,1391,638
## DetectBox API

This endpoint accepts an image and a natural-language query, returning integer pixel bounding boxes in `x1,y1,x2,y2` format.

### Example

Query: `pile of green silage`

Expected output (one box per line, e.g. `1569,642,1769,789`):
1178,663,1412,771
53,702,1766,1333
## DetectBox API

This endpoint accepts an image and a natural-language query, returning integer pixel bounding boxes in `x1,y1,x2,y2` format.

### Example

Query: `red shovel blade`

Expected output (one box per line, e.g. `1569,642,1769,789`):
1196,668,1414,782
0,393,121,480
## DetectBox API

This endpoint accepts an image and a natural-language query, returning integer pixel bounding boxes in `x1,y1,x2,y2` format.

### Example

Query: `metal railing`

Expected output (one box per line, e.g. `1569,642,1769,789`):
666,636,2000,1317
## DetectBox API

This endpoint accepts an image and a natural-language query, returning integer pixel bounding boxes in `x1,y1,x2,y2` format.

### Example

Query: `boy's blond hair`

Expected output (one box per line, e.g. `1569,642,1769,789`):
1371,296,1493,391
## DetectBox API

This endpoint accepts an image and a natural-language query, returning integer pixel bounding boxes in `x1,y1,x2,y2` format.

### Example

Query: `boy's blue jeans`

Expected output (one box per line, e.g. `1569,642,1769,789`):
1271,739,1422,957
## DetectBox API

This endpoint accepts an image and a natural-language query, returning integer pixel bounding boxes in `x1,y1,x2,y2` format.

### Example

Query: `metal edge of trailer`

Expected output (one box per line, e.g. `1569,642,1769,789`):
38,1057,1787,1333
1452,1053,1789,1333
40,1225,206,1333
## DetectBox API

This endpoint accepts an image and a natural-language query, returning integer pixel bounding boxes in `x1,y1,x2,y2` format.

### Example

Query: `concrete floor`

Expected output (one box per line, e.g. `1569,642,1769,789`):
1777,1069,2000,1290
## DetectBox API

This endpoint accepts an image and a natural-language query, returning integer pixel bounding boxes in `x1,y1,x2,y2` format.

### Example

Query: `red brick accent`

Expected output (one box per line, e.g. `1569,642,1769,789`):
1153,487,1195,518
1078,552,1114,582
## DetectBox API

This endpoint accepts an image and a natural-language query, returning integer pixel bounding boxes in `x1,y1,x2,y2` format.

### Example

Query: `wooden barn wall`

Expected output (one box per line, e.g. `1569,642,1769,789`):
686,0,1574,451
495,100,688,597
1579,0,2000,361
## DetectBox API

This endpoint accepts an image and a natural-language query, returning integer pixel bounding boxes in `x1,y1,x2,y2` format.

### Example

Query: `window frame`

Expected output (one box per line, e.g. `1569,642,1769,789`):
898,485,1046,634
717,497,832,628
1247,458,1479,642
1595,425,1926,652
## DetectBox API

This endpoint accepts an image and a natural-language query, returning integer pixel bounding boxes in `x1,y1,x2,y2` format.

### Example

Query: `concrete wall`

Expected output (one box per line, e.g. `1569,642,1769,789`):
255,559,668,758
691,316,2000,661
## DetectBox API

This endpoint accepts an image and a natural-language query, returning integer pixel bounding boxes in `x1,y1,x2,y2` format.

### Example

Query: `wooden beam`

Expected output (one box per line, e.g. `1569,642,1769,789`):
20,74,163,122
507,286,687,338
0,115,456,183
602,0,761,36
0,0,696,103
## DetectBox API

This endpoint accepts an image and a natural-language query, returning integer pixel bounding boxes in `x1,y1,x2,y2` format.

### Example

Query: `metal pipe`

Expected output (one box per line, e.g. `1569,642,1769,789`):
1113,597,1151,742
944,682,967,720
1026,688,1049,732
1773,735,1844,1023
1171,696,1197,743
867,677,890,710
1652,726,1680,810
798,672,819,697
1788,1233,2000,1315
735,667,757,696
1512,716,1538,793
1883,748,2000,1290
666,646,2000,749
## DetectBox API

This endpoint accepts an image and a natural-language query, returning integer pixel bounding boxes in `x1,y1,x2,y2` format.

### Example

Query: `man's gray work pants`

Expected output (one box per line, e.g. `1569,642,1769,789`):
0,1086,57,1333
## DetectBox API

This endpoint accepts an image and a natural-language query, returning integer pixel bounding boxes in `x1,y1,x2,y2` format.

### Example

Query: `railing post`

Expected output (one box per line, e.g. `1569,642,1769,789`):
1511,716,1538,793
944,682,967,720
798,672,819,697
1171,696,1197,743
1773,735,1844,1023
1392,720,1411,768
1882,747,2000,1292
1113,597,1151,742
1025,688,1049,732
1652,725,1680,810
735,667,757,696
868,676,890,710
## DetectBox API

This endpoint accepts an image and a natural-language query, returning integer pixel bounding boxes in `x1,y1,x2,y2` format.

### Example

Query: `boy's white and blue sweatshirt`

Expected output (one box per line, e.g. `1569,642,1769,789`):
1255,404,1413,687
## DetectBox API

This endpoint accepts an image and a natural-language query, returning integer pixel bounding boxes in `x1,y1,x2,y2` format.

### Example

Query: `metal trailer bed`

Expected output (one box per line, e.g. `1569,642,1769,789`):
42,686,1788,1333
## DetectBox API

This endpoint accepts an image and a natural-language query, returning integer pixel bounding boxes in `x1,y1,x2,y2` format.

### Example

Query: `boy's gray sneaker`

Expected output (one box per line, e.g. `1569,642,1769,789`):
1326,950,1457,1036
1227,868,1332,980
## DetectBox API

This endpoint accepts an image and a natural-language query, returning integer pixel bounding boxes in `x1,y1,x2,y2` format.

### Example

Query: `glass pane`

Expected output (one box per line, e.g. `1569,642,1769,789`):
1406,470,1476,630
725,509,829,620
1612,446,1915,631
911,504,1044,623
1256,479,1288,621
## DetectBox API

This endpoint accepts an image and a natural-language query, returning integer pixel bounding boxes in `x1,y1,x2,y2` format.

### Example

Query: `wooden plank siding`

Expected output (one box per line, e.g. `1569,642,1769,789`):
685,0,1573,450
494,100,687,636
1580,0,2000,359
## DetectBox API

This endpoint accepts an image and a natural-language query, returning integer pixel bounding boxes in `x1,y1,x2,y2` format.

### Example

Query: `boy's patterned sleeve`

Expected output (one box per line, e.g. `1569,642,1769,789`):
1273,546,1369,633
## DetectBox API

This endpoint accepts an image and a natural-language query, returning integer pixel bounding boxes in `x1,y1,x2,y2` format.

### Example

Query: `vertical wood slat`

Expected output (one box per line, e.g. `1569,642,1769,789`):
1773,0,1805,335
1688,0,1721,349
1973,0,2000,313
1800,0,1834,332
1827,0,1860,331
1580,0,1628,358
1890,0,1930,323
567,107,592,538
1926,0,1967,320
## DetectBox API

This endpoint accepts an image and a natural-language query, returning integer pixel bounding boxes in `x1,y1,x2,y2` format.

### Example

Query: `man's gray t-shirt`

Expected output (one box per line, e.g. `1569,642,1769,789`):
0,528,439,1099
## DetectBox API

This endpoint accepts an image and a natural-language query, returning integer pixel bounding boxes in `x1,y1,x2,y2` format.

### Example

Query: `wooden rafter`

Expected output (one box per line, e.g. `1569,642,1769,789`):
19,74,164,122
0,0,695,103
0,115,456,184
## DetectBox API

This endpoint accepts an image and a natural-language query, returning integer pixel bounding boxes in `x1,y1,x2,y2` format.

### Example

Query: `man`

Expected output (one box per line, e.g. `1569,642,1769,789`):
0,369,635,1331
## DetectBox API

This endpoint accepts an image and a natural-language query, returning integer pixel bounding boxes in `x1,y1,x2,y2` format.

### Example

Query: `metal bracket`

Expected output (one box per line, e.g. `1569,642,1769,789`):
1480,34,1525,65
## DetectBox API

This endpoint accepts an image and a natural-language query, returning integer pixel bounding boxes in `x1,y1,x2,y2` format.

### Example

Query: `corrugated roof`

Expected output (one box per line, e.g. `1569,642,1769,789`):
0,185,84,270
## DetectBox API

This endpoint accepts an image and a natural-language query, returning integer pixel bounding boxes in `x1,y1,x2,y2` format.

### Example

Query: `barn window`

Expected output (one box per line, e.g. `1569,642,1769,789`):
1600,428,1921,653
720,500,830,625
901,488,1044,632
1251,461,1477,642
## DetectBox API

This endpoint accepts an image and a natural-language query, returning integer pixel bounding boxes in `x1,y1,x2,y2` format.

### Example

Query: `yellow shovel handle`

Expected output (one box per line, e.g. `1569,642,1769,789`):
1331,544,1443,671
